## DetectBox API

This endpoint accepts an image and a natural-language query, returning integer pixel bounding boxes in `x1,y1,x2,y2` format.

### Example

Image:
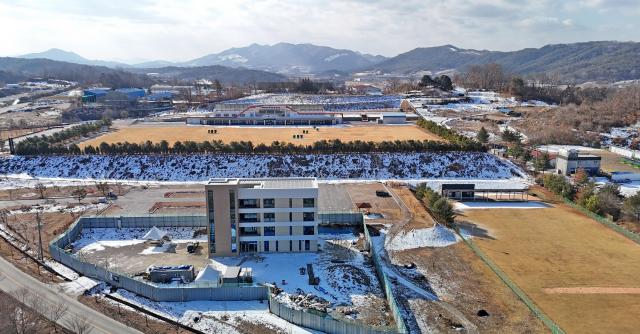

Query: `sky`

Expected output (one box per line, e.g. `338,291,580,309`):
0,0,638,63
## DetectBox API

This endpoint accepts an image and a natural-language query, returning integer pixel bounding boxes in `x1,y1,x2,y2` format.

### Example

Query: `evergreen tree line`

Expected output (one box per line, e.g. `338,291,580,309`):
416,118,485,151
15,119,112,155
414,184,456,226
18,138,480,155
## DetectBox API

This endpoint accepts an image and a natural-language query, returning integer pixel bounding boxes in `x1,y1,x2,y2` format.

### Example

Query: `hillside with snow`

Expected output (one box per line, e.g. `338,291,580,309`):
0,153,523,181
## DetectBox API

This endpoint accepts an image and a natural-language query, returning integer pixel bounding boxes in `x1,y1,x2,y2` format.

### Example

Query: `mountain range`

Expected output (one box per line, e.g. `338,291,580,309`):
11,41,640,83
367,41,640,83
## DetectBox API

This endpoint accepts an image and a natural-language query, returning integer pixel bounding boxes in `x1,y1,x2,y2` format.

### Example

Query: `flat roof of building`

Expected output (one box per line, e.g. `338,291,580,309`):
208,177,318,189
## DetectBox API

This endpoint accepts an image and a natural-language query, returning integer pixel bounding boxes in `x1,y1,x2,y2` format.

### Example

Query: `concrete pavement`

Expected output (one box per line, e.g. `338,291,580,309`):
0,255,142,334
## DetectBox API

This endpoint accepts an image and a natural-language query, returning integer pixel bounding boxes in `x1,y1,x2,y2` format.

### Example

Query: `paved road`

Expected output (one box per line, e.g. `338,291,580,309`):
0,256,142,334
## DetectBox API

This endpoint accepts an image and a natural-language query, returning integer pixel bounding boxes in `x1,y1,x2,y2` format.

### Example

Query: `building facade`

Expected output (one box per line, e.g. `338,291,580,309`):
188,104,341,126
205,178,319,257
556,149,601,175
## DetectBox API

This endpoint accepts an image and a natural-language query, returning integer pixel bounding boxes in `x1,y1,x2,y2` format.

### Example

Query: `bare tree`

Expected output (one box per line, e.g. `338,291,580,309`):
48,298,69,333
95,182,110,197
71,186,87,204
66,315,93,334
0,208,9,226
35,183,46,200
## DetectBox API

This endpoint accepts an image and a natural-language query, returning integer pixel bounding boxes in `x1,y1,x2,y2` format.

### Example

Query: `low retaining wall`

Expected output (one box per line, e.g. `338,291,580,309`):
49,216,267,302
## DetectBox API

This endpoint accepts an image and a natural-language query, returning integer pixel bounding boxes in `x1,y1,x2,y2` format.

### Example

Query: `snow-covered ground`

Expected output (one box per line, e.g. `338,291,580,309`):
209,231,383,318
8,202,107,215
111,289,318,334
218,93,402,112
386,224,460,251
71,227,206,254
0,152,525,181
536,144,601,154
407,91,552,115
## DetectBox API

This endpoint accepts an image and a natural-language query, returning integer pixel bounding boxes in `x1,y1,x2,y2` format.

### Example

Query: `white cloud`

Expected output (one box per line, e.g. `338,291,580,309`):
0,0,637,62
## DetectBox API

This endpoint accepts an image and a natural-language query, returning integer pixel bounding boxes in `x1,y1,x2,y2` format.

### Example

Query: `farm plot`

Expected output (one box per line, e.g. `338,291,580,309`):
458,204,640,334
79,124,442,147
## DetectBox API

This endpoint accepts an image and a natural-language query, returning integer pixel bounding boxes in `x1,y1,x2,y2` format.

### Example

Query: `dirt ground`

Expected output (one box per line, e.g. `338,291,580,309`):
5,211,84,258
393,243,546,334
79,123,443,147
386,185,436,231
344,182,404,225
0,183,132,201
459,204,640,334
75,238,210,275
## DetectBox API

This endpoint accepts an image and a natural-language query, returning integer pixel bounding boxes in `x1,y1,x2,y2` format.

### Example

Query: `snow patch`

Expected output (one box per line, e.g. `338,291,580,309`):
324,53,348,62
386,224,459,251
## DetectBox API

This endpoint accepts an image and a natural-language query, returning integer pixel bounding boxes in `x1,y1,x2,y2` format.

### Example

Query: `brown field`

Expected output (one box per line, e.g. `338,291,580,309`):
394,243,546,333
458,204,640,334
79,124,443,147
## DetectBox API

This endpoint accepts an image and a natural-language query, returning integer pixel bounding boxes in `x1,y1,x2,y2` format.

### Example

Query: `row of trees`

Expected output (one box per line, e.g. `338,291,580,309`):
14,119,487,155
417,118,485,151
419,75,453,91
540,171,640,222
414,184,456,226
15,119,111,155
66,138,477,156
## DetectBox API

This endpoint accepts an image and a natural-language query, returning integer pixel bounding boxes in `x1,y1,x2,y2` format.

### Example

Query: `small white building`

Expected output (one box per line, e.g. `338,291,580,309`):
556,149,601,176
379,112,407,124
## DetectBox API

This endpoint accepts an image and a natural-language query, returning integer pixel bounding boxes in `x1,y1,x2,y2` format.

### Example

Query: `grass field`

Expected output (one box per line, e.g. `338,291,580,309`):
79,124,442,147
458,204,640,334
597,150,640,173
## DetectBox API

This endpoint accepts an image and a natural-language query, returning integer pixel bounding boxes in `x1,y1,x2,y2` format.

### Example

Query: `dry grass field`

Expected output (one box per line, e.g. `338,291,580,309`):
458,204,640,334
596,150,640,173
79,124,442,147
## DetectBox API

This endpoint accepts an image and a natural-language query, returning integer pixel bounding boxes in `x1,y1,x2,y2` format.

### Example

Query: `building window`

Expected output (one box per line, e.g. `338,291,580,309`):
229,191,236,209
264,212,275,222
289,198,293,208
240,227,259,236
239,199,259,208
289,240,293,252
209,218,215,254
303,198,315,208
264,226,275,236
289,226,293,235
289,212,293,221
263,198,275,208
207,191,214,212
230,191,236,252
305,240,310,251
303,226,315,235
298,240,302,251
239,213,259,223
275,241,279,252
264,241,269,252
303,212,315,222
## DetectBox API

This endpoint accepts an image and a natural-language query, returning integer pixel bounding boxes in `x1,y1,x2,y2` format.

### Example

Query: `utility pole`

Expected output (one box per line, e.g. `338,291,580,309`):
36,211,44,261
